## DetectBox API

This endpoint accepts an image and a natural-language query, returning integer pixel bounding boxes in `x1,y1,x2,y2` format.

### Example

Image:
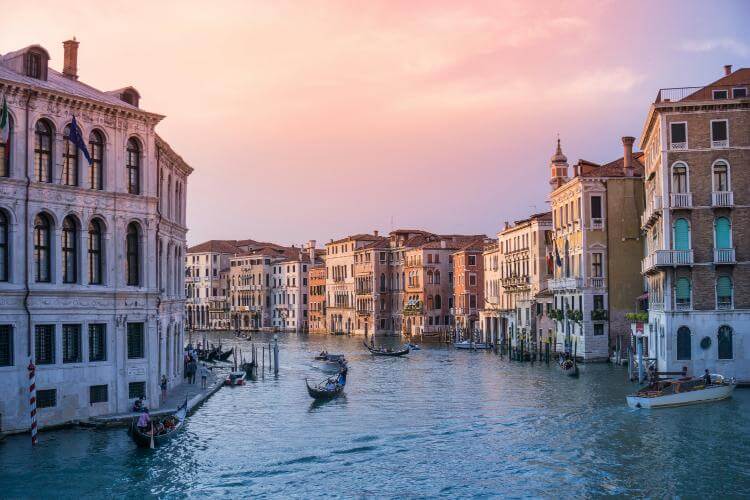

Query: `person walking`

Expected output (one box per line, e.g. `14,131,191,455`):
160,374,168,402
200,363,209,389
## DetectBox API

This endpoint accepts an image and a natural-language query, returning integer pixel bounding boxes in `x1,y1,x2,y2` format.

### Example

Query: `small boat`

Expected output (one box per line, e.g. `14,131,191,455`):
559,356,579,377
364,342,410,357
217,347,234,362
241,361,257,379
314,351,330,361
627,374,736,409
453,340,491,350
225,371,246,386
306,368,347,400
129,399,188,448
407,343,421,350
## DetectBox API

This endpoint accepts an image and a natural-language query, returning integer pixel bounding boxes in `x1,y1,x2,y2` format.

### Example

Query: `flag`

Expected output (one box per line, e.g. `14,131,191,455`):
0,96,9,143
69,115,92,165
554,241,562,267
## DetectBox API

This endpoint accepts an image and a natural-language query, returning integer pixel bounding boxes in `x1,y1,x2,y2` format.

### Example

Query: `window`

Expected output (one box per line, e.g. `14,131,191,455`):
88,219,103,284
712,161,730,192
34,214,51,282
89,130,104,190
62,125,79,186
0,114,11,177
594,324,604,336
35,325,55,364
62,216,77,283
718,325,733,359
676,327,691,360
590,196,602,219
126,223,140,286
37,389,57,408
0,325,12,366
34,120,53,182
714,217,731,249
670,122,686,149
592,253,603,277
673,219,690,251
469,274,477,286
62,324,82,363
127,323,144,359
468,255,476,266
88,324,106,362
435,294,442,309
90,384,108,404
126,138,140,194
717,276,733,309
434,271,440,284
0,211,8,282
469,294,477,309
26,52,43,79
593,295,604,311
711,120,728,148
732,87,747,98
712,89,728,99
672,164,688,193
675,277,691,309
128,381,146,399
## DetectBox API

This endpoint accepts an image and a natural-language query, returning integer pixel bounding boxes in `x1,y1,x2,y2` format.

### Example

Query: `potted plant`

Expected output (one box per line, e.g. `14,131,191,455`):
591,309,608,321
626,312,649,337
568,309,583,324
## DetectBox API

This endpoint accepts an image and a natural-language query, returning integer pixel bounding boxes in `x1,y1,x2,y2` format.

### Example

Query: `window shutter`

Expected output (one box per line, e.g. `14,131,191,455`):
715,217,731,249
674,219,690,250
676,278,691,300
717,276,732,298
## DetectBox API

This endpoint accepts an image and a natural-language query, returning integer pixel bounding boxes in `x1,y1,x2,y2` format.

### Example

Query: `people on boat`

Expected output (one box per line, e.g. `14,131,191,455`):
133,396,148,413
136,408,150,429
704,369,712,386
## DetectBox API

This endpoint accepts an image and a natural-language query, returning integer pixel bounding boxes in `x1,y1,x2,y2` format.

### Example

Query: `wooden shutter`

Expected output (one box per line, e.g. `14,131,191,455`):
676,278,691,300
715,217,731,249
674,219,690,250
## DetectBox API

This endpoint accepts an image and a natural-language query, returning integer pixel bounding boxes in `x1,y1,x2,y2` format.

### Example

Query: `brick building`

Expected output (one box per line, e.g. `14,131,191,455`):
452,239,488,334
308,263,327,333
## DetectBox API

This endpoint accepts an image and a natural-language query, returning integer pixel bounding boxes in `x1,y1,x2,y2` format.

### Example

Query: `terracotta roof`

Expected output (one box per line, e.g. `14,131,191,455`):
578,151,645,178
327,233,384,245
673,67,750,102
187,240,241,254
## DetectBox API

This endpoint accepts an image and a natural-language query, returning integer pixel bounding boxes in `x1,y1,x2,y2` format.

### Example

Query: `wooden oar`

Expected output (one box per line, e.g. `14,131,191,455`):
149,422,155,449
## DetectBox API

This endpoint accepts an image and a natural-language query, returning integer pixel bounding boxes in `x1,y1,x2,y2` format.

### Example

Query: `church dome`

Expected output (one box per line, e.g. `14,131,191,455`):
550,138,567,163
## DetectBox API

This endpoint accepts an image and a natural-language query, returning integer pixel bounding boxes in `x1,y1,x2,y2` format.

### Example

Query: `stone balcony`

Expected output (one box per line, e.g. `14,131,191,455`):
669,192,693,209
714,248,736,264
591,218,604,230
548,277,583,291
641,195,662,229
712,191,734,207
588,277,606,289
641,250,694,274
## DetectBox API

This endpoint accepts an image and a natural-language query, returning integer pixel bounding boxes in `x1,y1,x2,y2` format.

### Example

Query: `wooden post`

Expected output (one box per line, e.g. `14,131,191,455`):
273,336,279,376
262,345,265,379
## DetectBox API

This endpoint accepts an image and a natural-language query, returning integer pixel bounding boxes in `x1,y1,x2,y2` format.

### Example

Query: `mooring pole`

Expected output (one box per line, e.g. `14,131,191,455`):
273,335,279,376
637,337,644,384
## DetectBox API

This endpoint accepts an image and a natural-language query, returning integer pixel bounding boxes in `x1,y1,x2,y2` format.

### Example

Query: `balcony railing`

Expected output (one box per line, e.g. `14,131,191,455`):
588,277,605,289
712,191,734,207
655,83,750,104
641,250,694,273
670,141,687,150
591,218,604,230
674,301,691,311
669,192,693,209
711,139,729,149
641,195,663,228
548,277,583,291
717,299,733,310
714,248,736,264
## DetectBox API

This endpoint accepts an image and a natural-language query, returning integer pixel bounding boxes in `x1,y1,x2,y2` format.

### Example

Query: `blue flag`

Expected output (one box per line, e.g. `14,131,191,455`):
69,116,92,165
554,241,562,267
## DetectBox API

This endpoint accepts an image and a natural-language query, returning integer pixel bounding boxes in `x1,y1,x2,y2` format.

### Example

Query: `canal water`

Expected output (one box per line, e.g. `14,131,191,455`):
1,331,749,498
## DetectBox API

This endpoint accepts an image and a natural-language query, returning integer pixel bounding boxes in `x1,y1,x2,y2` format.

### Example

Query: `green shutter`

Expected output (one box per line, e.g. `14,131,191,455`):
717,276,732,299
715,217,731,249
676,278,691,300
674,219,690,250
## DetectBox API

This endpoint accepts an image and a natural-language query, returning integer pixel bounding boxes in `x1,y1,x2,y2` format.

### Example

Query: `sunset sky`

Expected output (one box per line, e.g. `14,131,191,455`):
3,0,748,246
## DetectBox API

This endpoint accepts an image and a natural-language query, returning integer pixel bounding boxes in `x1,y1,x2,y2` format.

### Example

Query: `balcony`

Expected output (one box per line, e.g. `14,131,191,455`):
588,277,605,289
591,218,604,230
711,139,729,149
669,193,692,209
501,275,530,289
674,301,691,312
717,299,733,311
641,250,694,273
641,195,663,228
670,141,687,150
712,191,734,207
548,277,583,291
714,248,736,264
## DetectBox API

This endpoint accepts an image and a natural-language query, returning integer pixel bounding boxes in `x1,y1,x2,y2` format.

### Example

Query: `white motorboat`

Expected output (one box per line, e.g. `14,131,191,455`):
627,374,735,409
454,340,491,350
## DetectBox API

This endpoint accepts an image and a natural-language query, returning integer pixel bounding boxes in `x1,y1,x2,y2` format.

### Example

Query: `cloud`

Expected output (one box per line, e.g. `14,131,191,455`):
680,38,750,57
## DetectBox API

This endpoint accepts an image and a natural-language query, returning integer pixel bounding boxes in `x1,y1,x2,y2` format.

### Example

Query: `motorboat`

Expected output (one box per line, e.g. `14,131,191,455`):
627,373,736,409
225,371,246,386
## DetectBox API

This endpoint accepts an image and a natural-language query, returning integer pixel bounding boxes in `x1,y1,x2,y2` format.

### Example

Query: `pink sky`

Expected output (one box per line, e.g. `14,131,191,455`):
3,0,748,246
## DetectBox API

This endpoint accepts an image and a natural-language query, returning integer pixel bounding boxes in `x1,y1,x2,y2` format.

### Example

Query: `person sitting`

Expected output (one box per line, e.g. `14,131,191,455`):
136,409,150,429
133,396,148,413
704,369,712,386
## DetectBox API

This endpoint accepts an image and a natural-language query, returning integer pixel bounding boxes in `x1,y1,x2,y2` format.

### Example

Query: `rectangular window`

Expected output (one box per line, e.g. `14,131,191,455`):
88,324,107,362
0,324,12,366
468,255,476,266
127,323,144,359
37,388,57,408
711,120,728,147
35,325,55,365
594,324,604,336
89,384,108,404
593,295,604,311
469,294,477,309
712,89,728,100
670,122,687,149
128,381,146,399
62,324,82,363
732,87,747,98
469,274,477,286
590,196,602,219
592,253,603,277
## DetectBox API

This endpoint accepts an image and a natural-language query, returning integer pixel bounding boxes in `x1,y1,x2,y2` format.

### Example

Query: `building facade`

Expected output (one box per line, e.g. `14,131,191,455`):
308,263,327,333
479,242,505,344
185,240,239,331
0,41,191,432
452,239,487,334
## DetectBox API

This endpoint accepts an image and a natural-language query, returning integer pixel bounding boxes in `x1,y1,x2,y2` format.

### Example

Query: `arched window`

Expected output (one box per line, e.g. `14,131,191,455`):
126,222,140,286
1,114,12,177
717,276,733,309
62,216,77,283
675,277,691,309
427,270,433,284
379,273,386,292
712,161,730,192
62,124,79,186
434,270,441,284
88,219,103,285
34,213,51,282
714,217,731,249
676,326,691,361
34,120,53,183
435,294,442,309
718,325,733,360
0,210,7,281
673,219,690,250
89,130,104,190
126,138,140,195
672,163,688,193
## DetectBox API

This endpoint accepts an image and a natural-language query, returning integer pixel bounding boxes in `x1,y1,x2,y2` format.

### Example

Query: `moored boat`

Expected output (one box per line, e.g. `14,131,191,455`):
217,347,234,362
453,340,491,350
129,399,188,448
363,342,409,357
225,371,246,386
627,374,735,409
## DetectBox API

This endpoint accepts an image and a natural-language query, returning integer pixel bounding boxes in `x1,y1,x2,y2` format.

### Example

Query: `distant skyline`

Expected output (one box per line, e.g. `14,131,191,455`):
3,0,748,246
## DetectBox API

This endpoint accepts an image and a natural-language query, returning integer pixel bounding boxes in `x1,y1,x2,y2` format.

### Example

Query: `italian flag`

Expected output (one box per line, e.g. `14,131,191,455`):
0,96,9,143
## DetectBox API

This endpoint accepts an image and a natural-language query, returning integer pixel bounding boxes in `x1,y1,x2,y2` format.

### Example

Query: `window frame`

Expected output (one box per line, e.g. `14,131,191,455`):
126,223,140,286
62,124,79,187
88,130,104,190
676,326,691,361
62,324,82,364
0,210,8,282
731,87,747,98
34,324,55,365
61,216,78,284
717,325,733,360
0,113,12,177
37,388,57,409
712,89,728,100
34,120,53,183
0,324,13,366
34,213,52,283
89,384,108,404
711,159,731,193
669,122,688,150
88,323,107,362
126,138,141,195
88,219,103,285
710,119,729,148
671,161,690,194
126,322,145,359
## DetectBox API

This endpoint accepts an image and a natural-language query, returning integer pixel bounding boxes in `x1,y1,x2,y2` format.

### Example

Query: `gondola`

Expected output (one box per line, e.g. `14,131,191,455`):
217,347,234,362
363,342,410,357
559,357,579,378
129,399,188,448
306,368,347,400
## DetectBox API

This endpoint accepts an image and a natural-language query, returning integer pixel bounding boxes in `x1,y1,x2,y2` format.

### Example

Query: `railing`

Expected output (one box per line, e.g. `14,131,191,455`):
717,299,733,310
591,218,604,230
669,193,692,209
655,83,750,104
588,277,605,288
548,277,583,291
674,301,691,311
712,191,734,207
641,250,694,273
714,248,736,264
711,139,729,149
501,276,530,288
641,195,663,228
670,141,687,150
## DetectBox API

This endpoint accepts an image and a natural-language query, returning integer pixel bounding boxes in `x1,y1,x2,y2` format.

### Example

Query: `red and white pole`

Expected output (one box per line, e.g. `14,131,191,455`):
28,360,38,445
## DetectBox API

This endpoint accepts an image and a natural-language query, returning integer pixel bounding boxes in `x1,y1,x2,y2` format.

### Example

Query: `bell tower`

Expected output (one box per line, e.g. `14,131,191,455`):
549,136,569,190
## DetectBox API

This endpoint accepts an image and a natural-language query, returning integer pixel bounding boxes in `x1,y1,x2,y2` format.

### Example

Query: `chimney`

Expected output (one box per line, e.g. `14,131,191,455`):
62,38,79,80
622,136,635,176
373,230,379,237
724,64,732,76
572,164,579,177
307,240,316,261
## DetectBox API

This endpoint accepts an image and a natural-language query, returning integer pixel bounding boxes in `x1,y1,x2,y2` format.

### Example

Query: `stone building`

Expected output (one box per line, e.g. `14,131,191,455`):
0,41,191,432
479,242,504,344
308,263,327,333
639,66,750,381
185,240,239,330
354,237,391,336
548,137,644,361
452,239,488,334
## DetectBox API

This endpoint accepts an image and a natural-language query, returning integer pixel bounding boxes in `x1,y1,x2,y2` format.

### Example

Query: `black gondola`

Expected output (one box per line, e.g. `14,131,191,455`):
128,399,188,448
363,342,410,357
217,347,234,362
306,368,347,400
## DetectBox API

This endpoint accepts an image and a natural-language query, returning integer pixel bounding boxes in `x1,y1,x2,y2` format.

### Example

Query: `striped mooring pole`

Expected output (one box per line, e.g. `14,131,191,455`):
28,360,38,445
